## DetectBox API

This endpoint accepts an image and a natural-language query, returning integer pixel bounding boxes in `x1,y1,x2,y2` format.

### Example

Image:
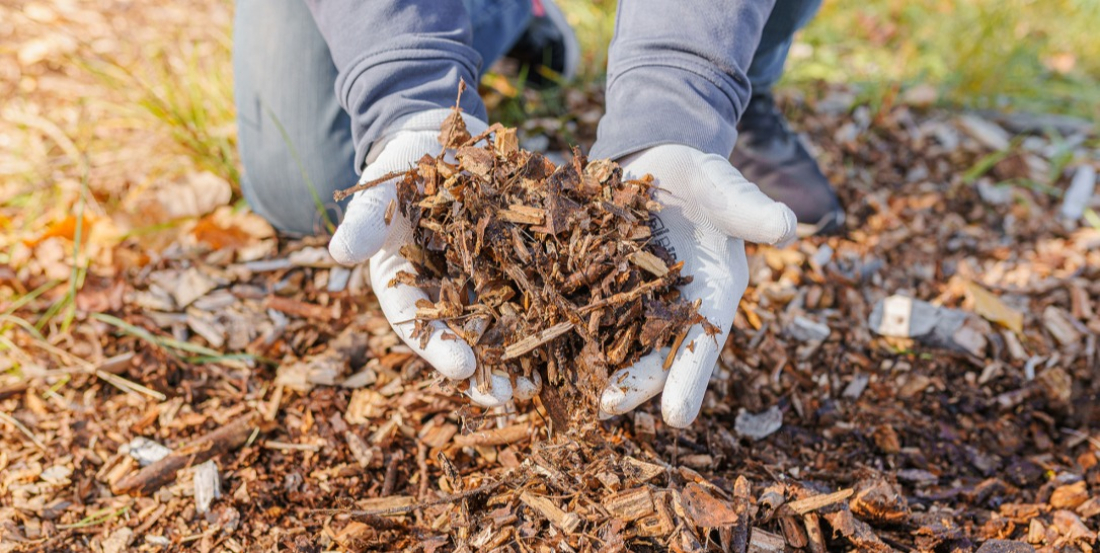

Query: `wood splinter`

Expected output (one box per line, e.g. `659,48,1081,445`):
783,488,854,516
502,322,575,360
453,423,533,447
519,491,582,533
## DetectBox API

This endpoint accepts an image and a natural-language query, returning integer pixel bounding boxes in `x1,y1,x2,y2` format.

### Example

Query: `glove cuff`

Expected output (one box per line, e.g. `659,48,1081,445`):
366,109,490,166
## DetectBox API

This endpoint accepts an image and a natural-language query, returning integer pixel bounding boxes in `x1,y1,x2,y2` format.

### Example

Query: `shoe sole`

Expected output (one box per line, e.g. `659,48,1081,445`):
796,208,846,238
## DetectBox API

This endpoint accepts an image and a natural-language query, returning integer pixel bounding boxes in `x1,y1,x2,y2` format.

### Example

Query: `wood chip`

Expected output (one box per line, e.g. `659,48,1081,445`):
1061,164,1097,221
1043,306,1082,346
453,423,532,447
357,496,416,514
501,322,575,360
633,411,656,443
681,483,743,527
748,528,787,553
345,431,375,469
620,457,664,485
265,295,336,321
628,250,669,277
519,491,582,533
779,515,809,548
499,204,545,225
804,513,827,553
784,488,854,515
1050,481,1088,510
636,491,676,537
193,460,221,514
603,487,655,522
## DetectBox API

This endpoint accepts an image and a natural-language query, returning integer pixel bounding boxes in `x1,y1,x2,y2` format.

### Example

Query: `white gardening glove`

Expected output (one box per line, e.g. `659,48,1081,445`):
328,109,539,407
598,145,797,427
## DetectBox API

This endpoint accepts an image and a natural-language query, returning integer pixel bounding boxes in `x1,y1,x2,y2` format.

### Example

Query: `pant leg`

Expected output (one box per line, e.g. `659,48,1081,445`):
746,0,822,93
467,0,533,69
234,0,531,236
234,0,354,236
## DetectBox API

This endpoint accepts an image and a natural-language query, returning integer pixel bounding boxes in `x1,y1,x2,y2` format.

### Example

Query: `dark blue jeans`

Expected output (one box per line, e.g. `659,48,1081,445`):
233,0,820,235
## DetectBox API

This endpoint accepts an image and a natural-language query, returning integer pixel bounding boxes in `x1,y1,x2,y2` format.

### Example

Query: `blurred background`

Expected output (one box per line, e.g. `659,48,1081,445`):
0,0,1098,329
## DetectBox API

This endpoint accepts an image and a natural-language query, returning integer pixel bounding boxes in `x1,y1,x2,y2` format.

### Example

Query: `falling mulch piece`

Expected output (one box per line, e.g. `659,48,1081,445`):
335,83,716,423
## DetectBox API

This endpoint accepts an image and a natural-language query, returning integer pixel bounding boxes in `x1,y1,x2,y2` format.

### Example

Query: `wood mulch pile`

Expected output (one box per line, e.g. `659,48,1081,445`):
2,88,1099,552
337,92,713,424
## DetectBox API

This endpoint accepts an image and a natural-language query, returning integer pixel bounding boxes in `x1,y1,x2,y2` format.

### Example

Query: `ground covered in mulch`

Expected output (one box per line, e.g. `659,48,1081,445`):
3,86,1099,552
2,2,1100,547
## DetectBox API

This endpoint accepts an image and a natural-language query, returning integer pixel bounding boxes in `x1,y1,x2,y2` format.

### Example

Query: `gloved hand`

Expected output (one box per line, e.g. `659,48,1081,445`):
328,109,540,407
598,145,797,427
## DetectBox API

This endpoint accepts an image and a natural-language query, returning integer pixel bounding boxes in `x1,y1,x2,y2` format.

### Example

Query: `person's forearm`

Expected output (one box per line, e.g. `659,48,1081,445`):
590,0,775,161
304,1,487,173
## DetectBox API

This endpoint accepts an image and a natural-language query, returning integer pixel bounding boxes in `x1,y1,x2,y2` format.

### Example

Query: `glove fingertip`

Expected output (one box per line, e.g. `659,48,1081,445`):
428,341,477,380
466,372,512,407
768,202,799,247
714,198,799,247
513,372,542,401
329,222,384,266
328,229,360,266
599,357,666,416
660,339,721,429
599,384,630,415
661,400,701,429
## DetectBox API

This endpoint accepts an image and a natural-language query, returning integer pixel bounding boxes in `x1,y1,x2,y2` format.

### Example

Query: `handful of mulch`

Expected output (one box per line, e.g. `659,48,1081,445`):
336,87,716,424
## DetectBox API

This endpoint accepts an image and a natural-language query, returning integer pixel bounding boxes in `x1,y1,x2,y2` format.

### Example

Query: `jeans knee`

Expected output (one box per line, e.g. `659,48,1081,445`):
239,150,351,236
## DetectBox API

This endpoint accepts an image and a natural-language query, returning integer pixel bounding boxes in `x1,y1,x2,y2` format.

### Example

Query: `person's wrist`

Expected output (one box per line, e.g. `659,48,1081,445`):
366,109,490,167
383,109,488,136
591,79,742,161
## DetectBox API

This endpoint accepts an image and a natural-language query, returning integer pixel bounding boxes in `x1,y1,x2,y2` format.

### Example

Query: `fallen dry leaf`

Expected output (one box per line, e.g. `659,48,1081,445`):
966,281,1024,333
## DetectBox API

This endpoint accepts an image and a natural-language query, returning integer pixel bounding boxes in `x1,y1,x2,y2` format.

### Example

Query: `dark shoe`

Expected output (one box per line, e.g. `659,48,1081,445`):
504,0,579,88
730,93,845,236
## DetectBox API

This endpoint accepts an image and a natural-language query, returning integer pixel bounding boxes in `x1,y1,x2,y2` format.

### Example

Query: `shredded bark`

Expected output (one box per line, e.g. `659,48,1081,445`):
336,89,717,424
